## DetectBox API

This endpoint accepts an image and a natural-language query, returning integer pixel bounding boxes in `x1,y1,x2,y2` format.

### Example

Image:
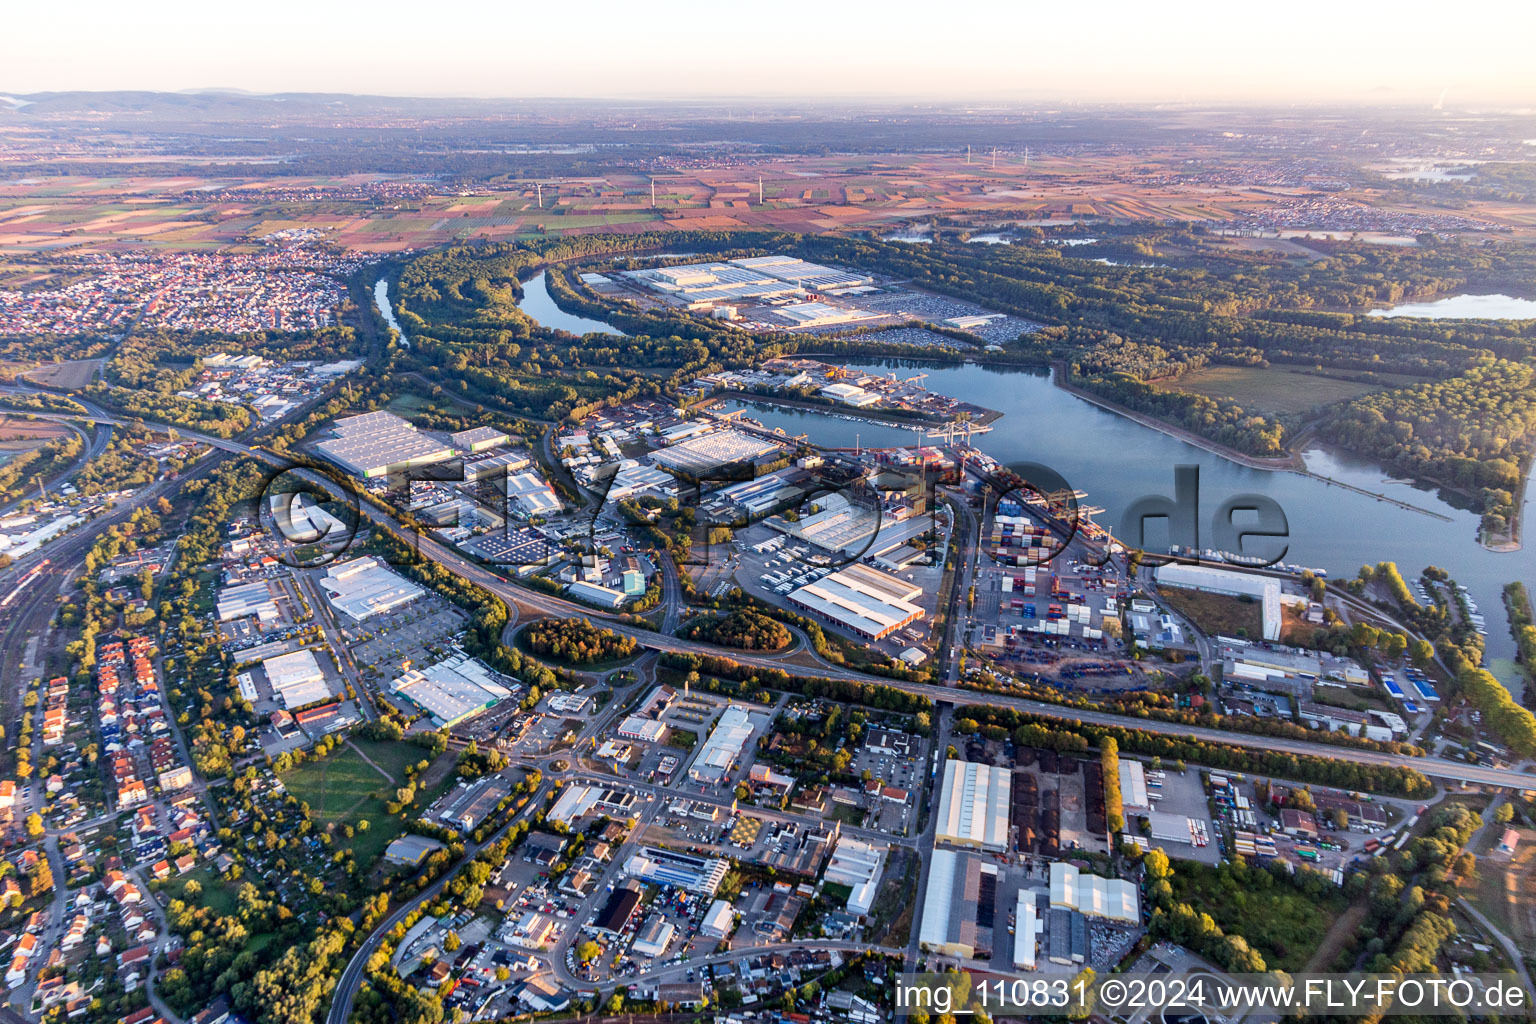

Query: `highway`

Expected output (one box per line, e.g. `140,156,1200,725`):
12,402,1516,792
9,388,1529,1024
310,504,1528,789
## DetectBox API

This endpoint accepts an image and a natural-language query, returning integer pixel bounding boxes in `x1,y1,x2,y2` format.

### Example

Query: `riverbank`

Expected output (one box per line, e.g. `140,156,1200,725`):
700,390,1000,437
1046,363,1460,523
1049,362,1305,471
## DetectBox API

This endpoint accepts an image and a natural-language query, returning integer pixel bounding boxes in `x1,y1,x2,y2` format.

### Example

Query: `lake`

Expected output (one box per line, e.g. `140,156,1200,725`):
517,271,627,336
725,359,1534,692
1368,293,1536,320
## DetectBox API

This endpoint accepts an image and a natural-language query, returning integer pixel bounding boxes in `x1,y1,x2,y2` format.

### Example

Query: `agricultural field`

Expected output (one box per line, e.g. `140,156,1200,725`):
7,147,1536,255
1152,366,1391,417
0,416,74,451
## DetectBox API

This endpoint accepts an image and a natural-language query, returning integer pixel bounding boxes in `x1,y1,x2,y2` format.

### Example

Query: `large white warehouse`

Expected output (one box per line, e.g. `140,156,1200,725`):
933,759,1012,852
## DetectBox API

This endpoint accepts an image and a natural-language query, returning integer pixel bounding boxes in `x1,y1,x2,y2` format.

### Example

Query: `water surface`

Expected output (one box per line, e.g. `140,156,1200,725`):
517,271,626,336
1367,294,1536,320
727,360,1534,691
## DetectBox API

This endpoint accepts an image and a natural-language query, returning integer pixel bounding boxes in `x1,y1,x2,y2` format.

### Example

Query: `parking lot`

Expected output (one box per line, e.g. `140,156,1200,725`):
730,521,944,659
337,593,468,679
1125,761,1221,866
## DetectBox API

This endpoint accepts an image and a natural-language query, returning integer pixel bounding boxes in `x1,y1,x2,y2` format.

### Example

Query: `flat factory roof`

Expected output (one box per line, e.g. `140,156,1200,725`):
390,654,512,727
319,556,425,621
787,563,924,640
934,759,1012,851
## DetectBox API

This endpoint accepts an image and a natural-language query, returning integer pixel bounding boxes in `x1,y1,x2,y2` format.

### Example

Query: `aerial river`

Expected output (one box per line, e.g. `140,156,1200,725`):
724,359,1535,693
374,276,408,347
517,271,626,336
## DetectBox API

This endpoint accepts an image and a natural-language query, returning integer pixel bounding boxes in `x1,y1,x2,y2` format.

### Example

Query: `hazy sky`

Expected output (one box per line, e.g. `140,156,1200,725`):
9,0,1536,105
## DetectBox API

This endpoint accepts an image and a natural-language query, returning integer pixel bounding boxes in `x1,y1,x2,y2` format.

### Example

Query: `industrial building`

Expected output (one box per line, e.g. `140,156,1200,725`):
701,900,734,938
1221,641,1369,695
782,492,882,556
451,426,509,453
688,705,756,783
547,783,639,827
621,256,872,306
1119,759,1150,812
770,301,878,329
934,759,1012,851
384,835,445,868
319,556,426,621
710,466,810,518
819,382,880,407
389,653,514,728
648,429,783,476
462,527,555,568
624,846,728,895
269,492,347,543
1049,862,1139,923
623,569,646,596
506,471,561,517
918,849,997,959
262,650,330,709
618,715,668,743
822,837,888,916
313,410,455,479
632,915,676,958
567,580,627,609
437,775,515,831
1154,563,1282,641
463,450,532,482
1047,908,1088,965
1013,890,1042,970
787,563,925,642
593,886,642,936
216,581,278,624
601,460,679,501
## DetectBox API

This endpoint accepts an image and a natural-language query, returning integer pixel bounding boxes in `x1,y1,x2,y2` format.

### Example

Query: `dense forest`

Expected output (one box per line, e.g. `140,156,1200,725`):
520,617,638,665
1321,360,1536,532
680,609,794,651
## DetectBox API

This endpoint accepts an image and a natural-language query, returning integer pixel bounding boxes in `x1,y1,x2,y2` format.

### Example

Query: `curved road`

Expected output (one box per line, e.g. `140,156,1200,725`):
5,399,1526,790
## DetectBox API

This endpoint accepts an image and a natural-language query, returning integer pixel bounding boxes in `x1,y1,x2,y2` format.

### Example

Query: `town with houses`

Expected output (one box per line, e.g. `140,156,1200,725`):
0,87,1532,1024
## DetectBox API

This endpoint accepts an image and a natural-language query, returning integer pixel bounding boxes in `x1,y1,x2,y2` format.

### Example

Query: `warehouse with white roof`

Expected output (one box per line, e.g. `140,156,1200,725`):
217,581,278,624
933,759,1012,851
314,411,455,479
787,563,924,641
451,425,509,453
319,556,425,621
1014,890,1042,969
918,848,997,959
389,653,513,728
506,471,562,517
822,837,888,915
1119,759,1150,812
700,899,735,939
263,650,330,709
1154,563,1282,641
648,429,782,475
688,705,757,783
1049,862,1139,923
